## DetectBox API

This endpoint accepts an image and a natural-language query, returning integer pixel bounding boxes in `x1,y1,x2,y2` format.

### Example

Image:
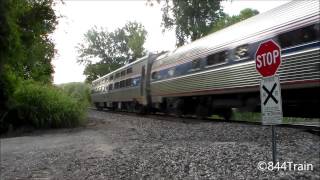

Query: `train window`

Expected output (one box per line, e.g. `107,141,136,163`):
115,82,120,89
115,73,120,79
207,51,228,66
121,70,126,77
127,67,133,74
278,23,320,49
132,78,140,86
126,78,132,87
168,68,175,76
152,71,159,80
192,59,201,69
120,80,125,88
234,45,249,60
108,84,113,90
109,75,113,81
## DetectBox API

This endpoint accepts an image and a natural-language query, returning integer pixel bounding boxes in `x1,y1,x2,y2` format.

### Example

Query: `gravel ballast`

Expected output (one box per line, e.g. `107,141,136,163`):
1,109,319,179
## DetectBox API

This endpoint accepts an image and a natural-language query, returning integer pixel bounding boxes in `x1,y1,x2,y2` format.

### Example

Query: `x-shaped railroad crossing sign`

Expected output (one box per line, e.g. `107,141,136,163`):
262,83,278,105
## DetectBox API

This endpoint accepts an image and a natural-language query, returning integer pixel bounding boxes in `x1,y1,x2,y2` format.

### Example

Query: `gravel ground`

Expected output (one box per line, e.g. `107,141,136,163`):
1,109,319,179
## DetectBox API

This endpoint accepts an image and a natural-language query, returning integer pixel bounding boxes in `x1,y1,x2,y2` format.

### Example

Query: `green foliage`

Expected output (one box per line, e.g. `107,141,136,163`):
0,0,89,133
161,0,224,46
232,111,261,122
12,81,87,128
210,8,259,33
160,0,259,47
125,22,147,60
77,22,147,83
1,0,57,84
1,0,58,118
59,82,91,106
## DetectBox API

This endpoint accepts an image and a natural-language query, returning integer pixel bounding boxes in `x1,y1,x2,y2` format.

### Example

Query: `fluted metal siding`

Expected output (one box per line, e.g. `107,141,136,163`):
92,87,141,103
150,48,320,97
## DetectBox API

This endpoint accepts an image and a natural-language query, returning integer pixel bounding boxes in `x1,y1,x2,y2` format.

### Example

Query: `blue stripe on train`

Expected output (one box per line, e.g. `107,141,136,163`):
282,41,320,54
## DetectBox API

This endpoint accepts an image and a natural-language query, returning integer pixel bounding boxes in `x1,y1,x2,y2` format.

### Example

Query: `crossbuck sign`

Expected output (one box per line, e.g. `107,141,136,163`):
260,75,283,125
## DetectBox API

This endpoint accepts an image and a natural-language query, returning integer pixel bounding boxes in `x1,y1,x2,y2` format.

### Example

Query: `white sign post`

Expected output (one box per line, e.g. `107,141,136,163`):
260,75,283,125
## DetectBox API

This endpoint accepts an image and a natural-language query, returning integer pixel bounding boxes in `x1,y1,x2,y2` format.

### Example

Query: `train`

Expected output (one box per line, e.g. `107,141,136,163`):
91,1,320,119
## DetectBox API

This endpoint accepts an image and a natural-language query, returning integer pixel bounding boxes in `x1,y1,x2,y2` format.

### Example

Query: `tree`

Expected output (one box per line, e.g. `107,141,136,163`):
0,0,57,102
161,0,224,47
210,8,259,33
9,0,57,83
0,0,58,130
77,22,147,83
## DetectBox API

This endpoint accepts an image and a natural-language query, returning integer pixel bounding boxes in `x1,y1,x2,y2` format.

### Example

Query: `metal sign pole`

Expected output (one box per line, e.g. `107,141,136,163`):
272,125,277,164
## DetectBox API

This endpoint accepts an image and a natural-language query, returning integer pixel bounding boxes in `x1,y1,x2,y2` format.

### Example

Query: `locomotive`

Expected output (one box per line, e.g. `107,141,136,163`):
91,1,320,119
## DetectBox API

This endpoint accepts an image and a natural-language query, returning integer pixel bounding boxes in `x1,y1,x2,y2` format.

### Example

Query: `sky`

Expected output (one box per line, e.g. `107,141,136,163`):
52,0,291,85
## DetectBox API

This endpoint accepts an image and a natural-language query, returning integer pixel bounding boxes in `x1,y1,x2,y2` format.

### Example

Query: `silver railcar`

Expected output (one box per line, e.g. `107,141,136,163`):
91,53,162,110
148,0,319,118
92,0,320,118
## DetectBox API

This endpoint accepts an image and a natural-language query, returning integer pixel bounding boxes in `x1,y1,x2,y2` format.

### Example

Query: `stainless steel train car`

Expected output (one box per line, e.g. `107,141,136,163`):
91,1,320,119
91,53,163,111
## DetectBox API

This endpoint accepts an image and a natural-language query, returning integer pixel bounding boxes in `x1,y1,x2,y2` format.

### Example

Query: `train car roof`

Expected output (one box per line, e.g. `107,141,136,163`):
92,51,169,83
92,54,149,83
154,0,319,63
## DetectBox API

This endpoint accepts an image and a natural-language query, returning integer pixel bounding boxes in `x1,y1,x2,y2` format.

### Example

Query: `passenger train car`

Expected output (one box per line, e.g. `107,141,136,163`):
91,1,320,119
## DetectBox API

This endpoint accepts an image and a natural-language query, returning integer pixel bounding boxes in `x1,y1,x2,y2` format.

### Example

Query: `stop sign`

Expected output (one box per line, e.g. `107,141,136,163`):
255,40,281,77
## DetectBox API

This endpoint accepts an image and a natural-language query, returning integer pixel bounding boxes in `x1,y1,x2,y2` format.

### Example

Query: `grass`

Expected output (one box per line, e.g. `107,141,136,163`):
208,109,319,125
9,81,88,129
231,110,320,124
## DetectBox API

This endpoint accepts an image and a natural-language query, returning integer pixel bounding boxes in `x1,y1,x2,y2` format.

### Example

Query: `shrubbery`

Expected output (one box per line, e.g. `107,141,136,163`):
2,80,88,130
59,82,91,106
0,0,90,133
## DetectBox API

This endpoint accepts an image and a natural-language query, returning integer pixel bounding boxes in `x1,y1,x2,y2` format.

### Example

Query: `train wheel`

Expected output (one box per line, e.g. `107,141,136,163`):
196,104,208,120
174,99,184,117
97,106,103,111
95,103,103,111
220,108,232,121
137,105,147,115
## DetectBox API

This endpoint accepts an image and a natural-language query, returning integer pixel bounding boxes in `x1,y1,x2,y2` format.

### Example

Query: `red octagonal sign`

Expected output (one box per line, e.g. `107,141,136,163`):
255,40,282,77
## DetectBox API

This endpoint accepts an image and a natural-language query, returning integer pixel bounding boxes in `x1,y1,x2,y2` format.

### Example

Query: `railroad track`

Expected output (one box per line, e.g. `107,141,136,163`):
89,107,320,134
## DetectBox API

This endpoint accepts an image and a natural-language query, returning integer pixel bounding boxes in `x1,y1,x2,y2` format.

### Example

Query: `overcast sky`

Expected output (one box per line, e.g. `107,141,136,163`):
52,0,290,85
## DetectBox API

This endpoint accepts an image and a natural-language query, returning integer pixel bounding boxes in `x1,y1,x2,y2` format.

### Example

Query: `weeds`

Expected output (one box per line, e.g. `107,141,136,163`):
10,81,88,129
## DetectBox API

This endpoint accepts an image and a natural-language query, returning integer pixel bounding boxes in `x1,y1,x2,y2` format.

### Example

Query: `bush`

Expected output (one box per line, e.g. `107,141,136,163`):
11,81,87,128
59,82,91,106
